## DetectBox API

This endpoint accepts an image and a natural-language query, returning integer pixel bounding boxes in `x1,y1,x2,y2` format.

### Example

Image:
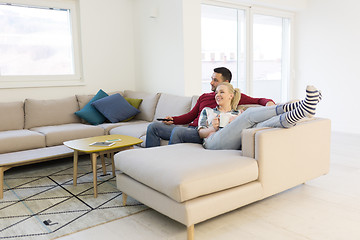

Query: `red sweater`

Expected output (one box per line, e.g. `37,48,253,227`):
172,92,274,127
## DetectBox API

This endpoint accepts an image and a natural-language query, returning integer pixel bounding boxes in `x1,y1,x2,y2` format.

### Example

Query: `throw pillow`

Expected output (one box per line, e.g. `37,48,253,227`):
75,89,108,125
91,93,141,123
123,97,143,122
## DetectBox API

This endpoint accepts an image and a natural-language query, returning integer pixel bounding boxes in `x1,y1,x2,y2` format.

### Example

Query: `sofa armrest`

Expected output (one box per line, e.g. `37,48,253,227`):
241,127,269,158
251,118,331,198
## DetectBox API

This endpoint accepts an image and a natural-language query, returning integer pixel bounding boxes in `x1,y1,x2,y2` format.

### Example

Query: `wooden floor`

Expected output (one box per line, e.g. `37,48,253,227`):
57,132,360,240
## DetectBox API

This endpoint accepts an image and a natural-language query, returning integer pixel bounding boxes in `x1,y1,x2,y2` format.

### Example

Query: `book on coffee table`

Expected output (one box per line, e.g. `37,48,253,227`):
89,141,115,147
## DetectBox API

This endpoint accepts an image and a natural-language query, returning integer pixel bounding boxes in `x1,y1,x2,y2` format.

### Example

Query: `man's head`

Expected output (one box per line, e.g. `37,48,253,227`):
210,67,232,92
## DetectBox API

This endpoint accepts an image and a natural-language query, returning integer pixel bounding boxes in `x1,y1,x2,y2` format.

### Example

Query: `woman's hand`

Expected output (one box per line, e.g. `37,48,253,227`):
212,116,220,131
198,125,217,139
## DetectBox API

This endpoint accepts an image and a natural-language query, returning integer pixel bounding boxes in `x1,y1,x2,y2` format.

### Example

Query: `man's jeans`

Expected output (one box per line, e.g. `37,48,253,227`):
145,122,202,148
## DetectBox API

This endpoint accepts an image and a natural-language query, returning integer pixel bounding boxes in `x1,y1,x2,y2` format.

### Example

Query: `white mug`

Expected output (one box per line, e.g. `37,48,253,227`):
219,114,230,128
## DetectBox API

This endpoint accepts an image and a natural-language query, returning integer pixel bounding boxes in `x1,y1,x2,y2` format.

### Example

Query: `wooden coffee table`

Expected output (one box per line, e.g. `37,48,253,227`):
63,134,142,198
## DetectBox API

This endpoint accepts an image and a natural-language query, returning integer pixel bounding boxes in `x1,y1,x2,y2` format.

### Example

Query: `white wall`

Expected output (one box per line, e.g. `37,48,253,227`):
182,0,202,96
3,0,357,134
0,0,136,102
133,0,201,96
295,0,360,134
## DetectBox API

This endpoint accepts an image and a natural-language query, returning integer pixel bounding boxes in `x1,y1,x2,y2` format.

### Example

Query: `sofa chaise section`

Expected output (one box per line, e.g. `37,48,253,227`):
114,117,331,240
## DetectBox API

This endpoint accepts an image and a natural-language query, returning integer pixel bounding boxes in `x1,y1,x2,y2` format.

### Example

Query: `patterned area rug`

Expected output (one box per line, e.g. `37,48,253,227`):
0,155,148,240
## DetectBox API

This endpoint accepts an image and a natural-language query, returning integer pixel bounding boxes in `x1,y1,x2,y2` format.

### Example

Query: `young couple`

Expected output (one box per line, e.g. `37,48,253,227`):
146,67,321,150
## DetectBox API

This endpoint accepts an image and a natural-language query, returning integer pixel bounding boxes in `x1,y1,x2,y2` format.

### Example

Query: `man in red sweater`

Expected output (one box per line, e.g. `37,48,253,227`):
145,67,275,147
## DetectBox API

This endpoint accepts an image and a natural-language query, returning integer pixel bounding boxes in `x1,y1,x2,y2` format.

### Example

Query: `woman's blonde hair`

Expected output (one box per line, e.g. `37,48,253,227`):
218,82,241,110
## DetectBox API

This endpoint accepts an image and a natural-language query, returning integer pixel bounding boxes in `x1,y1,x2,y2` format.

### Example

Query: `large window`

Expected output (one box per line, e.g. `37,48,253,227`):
201,4,293,103
0,0,82,88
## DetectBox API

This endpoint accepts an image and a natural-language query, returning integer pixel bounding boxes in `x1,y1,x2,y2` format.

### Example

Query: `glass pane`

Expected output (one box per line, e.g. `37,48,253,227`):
0,4,74,76
237,10,246,94
201,5,243,93
252,14,288,103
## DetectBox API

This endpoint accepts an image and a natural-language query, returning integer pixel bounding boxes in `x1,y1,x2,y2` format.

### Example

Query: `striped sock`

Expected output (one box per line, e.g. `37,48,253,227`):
283,90,322,112
283,100,301,112
285,85,321,124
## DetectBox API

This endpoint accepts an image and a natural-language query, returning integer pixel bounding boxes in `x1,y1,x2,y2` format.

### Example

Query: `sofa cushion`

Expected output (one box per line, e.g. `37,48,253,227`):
154,93,192,120
92,94,140,123
77,94,95,110
25,96,81,129
75,89,109,125
0,130,46,154
0,101,24,131
124,90,160,122
98,119,146,135
109,121,151,139
31,123,105,147
191,95,199,109
114,143,258,202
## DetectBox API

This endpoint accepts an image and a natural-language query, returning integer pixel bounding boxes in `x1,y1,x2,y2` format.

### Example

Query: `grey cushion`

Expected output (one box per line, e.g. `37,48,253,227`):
98,119,146,135
114,143,258,202
31,123,105,147
25,96,81,129
191,95,199,109
154,93,192,120
109,121,151,139
0,130,45,154
124,90,160,122
0,101,24,131
76,94,95,110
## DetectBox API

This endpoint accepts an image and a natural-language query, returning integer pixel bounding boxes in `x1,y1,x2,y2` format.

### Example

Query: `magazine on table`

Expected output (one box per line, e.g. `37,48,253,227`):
89,141,115,147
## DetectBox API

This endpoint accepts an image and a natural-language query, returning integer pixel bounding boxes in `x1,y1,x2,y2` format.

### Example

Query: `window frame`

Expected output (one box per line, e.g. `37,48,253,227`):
0,0,83,89
201,0,294,102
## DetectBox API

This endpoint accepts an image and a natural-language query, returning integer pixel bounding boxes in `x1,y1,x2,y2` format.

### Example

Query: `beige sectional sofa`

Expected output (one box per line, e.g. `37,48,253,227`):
0,88,331,240
114,117,331,239
0,90,196,199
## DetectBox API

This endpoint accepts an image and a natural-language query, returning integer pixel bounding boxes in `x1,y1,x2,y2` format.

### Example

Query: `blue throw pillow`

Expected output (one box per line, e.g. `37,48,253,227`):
75,89,108,125
91,93,140,123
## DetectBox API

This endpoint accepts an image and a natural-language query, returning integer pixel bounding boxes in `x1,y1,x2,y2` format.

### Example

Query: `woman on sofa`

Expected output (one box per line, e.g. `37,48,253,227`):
198,82,322,150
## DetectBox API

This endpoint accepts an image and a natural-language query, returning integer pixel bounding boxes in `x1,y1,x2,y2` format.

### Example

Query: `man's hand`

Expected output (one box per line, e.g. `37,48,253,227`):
163,116,174,125
266,101,276,106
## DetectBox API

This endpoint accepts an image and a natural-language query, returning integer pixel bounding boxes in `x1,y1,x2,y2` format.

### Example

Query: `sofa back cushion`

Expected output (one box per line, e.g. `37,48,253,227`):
0,101,24,131
76,90,124,109
124,90,160,122
154,93,192,120
25,96,81,129
76,94,95,110
191,95,199,110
